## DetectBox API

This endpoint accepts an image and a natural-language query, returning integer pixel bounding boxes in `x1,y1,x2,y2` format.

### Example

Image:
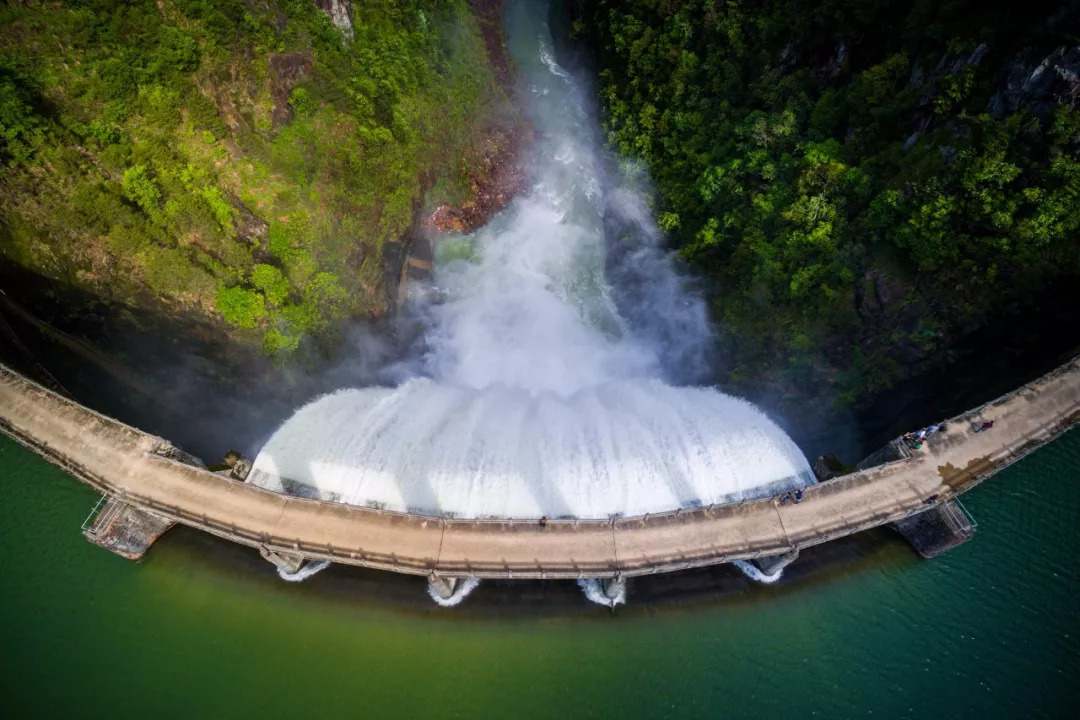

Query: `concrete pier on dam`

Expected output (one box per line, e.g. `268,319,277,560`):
2,357,1079,598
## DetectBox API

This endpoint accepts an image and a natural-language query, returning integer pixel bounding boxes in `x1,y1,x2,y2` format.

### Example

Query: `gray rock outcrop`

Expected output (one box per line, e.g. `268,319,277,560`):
315,0,354,44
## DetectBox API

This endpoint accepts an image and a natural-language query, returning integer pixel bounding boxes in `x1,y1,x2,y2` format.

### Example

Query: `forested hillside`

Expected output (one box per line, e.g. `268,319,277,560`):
0,0,509,356
574,0,1080,413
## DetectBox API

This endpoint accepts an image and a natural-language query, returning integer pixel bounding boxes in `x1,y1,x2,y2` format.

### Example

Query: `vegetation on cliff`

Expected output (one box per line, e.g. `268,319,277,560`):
0,0,508,355
574,0,1080,412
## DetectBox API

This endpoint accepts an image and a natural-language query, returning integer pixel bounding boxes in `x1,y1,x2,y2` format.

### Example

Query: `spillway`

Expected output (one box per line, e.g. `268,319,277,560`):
251,2,814,520
250,378,812,518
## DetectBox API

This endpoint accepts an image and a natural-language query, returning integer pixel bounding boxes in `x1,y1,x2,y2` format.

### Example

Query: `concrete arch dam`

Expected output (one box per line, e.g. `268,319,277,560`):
2,359,1079,583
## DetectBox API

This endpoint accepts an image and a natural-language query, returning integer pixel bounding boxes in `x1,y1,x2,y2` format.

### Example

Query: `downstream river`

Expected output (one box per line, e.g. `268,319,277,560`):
1,430,1077,719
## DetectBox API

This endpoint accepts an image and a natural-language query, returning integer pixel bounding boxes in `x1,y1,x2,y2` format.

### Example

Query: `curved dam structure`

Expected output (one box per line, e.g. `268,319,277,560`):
3,5,1079,603
2,357,1079,585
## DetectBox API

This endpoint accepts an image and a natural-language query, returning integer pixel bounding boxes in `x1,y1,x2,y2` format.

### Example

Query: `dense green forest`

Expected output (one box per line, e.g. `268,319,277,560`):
0,0,507,355
574,0,1080,411
4,0,1080,423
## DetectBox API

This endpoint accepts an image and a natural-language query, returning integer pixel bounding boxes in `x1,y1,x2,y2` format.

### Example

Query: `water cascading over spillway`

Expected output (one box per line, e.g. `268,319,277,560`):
251,4,814,526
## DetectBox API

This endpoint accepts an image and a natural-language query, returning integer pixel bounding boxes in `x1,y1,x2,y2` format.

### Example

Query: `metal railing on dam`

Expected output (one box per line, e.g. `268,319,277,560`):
2,358,1079,579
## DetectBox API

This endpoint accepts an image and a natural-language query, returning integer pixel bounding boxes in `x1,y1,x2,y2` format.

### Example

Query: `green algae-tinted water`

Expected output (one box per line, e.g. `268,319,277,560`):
1,432,1077,719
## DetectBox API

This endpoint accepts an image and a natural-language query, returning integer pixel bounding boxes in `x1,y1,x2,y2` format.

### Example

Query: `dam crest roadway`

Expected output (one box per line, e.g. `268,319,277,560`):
1,358,1079,600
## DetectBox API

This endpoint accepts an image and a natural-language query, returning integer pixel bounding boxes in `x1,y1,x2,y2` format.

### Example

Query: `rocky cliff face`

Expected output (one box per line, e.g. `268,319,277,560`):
991,46,1080,118
268,51,314,127
314,0,354,43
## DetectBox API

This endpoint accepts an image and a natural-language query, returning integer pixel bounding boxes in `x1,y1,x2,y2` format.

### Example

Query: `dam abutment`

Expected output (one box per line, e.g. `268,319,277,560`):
259,547,307,575
752,548,800,576
428,575,461,601
601,576,626,602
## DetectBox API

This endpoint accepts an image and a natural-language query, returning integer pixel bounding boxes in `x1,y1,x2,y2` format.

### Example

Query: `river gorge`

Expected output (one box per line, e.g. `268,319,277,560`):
250,4,814,523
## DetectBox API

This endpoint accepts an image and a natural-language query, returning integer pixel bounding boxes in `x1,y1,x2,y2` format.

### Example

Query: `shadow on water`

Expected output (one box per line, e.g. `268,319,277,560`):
153,520,913,621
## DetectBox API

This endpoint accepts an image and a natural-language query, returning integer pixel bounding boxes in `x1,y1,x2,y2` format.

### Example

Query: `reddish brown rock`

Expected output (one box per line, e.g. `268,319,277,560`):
427,122,531,235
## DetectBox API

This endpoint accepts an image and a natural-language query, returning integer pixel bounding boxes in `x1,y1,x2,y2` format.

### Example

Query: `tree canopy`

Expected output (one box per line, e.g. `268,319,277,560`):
575,0,1080,411
0,0,506,357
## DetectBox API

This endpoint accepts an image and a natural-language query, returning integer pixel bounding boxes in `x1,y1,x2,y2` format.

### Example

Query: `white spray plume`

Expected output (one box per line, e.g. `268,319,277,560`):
250,3,813,520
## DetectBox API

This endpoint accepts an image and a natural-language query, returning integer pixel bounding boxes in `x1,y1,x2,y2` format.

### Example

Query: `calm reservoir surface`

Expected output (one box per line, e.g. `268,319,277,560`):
1,431,1077,719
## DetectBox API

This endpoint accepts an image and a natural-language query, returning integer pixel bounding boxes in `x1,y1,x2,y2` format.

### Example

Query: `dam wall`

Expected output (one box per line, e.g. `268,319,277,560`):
2,358,1079,579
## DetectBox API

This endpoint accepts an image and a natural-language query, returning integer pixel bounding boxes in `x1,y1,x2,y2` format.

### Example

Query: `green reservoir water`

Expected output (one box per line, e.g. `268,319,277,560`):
1,432,1077,719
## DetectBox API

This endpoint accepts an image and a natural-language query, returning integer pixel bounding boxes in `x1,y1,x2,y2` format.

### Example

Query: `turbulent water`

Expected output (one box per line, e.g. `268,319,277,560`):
277,560,331,583
732,560,784,585
577,579,627,609
426,578,482,608
251,3,814,519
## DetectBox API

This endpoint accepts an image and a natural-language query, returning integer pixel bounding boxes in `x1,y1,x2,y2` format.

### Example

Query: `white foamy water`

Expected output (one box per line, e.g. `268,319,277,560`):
578,578,626,609
250,378,811,518
277,560,330,583
427,578,482,607
251,3,813,520
733,560,785,585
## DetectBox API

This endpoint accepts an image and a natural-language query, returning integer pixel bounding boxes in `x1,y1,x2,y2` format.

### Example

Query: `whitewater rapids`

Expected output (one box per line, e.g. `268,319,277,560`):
251,2,814,521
